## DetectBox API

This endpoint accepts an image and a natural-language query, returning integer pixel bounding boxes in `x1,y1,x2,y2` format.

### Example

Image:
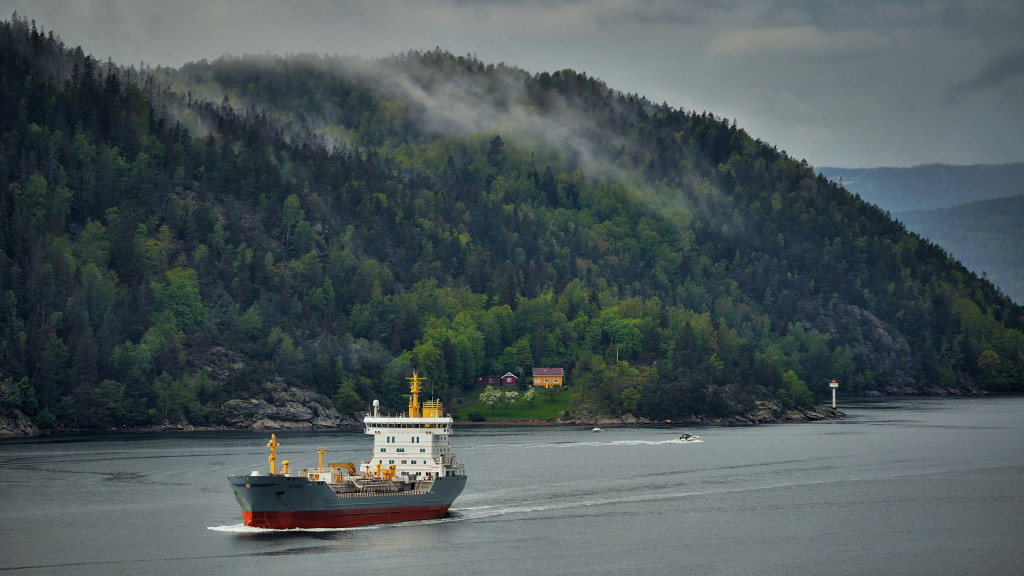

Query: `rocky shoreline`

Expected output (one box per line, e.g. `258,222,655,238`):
0,411,366,437
465,401,845,428
0,378,362,437
1,398,844,437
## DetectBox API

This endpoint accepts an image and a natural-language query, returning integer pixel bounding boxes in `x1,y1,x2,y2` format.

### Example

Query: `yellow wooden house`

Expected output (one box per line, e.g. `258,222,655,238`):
532,367,564,388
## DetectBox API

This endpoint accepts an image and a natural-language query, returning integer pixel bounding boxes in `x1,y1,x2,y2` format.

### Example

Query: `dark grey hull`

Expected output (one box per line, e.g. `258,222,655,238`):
228,474,468,529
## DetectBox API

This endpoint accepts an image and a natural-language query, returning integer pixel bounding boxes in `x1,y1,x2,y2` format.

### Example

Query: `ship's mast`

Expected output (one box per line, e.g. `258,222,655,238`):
407,371,423,418
267,434,280,475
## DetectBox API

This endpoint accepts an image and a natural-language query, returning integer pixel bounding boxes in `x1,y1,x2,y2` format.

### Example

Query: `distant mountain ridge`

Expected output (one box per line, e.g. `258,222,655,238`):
820,164,1024,213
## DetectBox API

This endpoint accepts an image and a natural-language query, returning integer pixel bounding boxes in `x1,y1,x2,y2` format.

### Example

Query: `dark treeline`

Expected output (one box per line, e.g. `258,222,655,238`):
2,15,1023,430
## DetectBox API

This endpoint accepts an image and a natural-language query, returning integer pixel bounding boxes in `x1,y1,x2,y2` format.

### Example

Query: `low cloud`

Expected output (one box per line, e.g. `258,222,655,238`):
946,48,1024,103
8,0,1024,166
706,26,892,59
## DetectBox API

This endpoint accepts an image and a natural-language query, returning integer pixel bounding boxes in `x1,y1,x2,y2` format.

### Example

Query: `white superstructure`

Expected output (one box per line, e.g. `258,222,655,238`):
361,372,465,481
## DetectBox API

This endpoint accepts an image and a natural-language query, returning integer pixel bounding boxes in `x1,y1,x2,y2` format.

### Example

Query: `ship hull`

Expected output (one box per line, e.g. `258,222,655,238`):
242,505,452,529
229,474,467,529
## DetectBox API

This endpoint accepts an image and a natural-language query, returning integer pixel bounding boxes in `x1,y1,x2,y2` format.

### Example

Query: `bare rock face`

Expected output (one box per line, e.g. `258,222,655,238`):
0,410,38,436
807,303,916,390
220,378,357,429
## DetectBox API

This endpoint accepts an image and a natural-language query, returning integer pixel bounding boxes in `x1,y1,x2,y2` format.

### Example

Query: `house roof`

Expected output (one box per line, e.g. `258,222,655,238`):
501,372,518,379
532,367,564,376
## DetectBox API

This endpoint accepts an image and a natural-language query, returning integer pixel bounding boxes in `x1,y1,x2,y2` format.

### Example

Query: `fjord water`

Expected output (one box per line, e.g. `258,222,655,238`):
2,397,1022,575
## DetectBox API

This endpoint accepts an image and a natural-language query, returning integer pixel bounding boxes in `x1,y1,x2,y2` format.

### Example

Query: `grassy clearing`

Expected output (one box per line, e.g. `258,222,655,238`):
454,386,570,421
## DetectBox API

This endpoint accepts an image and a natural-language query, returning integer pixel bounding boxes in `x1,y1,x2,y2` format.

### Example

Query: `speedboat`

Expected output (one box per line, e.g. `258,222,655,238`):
676,433,699,442
592,426,604,432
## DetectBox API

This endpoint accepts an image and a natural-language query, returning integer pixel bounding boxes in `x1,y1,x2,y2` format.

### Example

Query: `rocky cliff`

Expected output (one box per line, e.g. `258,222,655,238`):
0,410,39,436
219,378,361,429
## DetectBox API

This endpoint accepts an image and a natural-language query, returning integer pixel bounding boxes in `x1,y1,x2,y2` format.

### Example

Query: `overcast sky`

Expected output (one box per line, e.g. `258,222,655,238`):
5,0,1023,168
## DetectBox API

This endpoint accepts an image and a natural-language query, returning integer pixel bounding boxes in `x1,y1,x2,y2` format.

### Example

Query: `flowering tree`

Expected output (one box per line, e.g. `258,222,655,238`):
522,387,537,407
478,386,501,415
501,390,519,414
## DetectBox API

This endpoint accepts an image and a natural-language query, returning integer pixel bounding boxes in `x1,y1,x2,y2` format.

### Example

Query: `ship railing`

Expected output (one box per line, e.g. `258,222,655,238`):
333,489,431,498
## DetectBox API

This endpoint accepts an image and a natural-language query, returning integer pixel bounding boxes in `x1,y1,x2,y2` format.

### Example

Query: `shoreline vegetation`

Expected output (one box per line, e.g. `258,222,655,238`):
5,385,1016,438
5,382,1010,438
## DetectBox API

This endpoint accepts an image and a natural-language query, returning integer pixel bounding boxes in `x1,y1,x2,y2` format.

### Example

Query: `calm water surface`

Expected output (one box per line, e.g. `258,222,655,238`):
1,397,1023,575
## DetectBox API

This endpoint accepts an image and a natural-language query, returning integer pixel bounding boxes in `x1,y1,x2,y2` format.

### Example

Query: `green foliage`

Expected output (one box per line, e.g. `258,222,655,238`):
35,407,57,430
333,378,365,414
0,17,1022,431
153,372,212,424
151,268,209,332
498,337,534,379
1,378,26,412
778,370,814,410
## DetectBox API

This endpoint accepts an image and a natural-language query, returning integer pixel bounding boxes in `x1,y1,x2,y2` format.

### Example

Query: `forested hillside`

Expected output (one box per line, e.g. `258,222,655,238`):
2,15,1023,431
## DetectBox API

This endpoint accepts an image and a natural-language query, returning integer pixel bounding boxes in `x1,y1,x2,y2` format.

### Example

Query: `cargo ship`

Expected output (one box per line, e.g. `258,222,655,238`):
229,371,467,529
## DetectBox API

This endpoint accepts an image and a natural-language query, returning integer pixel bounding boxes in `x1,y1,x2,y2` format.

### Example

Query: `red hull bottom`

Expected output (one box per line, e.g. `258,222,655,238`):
243,505,452,529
